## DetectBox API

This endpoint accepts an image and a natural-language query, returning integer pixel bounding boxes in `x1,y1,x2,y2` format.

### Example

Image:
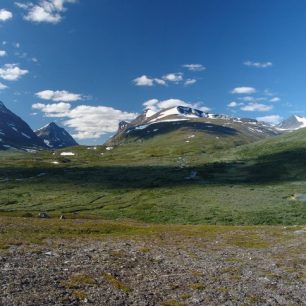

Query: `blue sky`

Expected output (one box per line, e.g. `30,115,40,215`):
0,0,306,144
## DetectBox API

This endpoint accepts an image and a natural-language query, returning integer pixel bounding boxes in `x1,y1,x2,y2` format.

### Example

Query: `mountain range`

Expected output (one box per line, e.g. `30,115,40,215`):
0,101,77,150
1,101,306,151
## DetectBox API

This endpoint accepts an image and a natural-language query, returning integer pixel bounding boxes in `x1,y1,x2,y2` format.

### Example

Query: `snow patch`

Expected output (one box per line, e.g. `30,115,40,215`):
21,132,31,139
145,109,156,118
60,152,75,156
295,115,306,128
44,139,51,147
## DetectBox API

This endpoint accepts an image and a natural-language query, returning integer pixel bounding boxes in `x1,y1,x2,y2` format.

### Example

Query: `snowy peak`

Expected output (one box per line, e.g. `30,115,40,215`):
146,106,209,122
35,122,78,149
278,115,306,130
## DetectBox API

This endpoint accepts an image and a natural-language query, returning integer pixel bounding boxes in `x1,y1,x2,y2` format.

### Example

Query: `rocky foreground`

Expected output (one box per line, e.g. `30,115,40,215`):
0,218,305,306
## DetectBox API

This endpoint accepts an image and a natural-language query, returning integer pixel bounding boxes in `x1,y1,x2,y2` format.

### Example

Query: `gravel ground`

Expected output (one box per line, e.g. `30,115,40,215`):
1,228,306,306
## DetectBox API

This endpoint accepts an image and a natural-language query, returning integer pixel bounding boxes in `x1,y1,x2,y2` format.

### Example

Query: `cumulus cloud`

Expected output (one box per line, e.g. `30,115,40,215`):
0,82,8,90
231,87,256,94
15,0,77,24
154,78,167,86
65,106,137,139
184,78,197,86
183,64,206,71
244,61,273,68
143,98,210,113
35,90,82,102
0,64,29,81
33,103,137,140
32,102,71,117
270,97,280,102
227,101,238,108
240,103,272,112
162,72,183,83
0,9,13,21
133,74,183,86
0,50,7,57
256,115,282,125
133,75,154,86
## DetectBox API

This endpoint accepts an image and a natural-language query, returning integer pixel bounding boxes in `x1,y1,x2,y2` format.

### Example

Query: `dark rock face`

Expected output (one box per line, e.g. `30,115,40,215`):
0,101,47,150
118,121,129,132
177,106,208,118
35,122,78,149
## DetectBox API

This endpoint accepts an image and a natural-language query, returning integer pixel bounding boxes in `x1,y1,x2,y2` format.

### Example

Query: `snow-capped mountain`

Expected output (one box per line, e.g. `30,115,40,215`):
35,122,78,149
107,106,280,146
0,101,47,151
278,115,306,130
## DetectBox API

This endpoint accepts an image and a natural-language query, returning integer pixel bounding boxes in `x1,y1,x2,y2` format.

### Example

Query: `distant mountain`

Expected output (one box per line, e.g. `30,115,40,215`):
35,122,78,149
0,101,47,151
278,115,306,130
107,106,280,148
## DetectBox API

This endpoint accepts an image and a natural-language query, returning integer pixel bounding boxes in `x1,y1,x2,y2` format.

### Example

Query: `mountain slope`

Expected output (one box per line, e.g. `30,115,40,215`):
35,122,78,149
0,101,47,150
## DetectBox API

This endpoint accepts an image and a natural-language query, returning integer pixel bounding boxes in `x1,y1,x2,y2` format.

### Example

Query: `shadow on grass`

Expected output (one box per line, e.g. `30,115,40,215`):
0,148,306,189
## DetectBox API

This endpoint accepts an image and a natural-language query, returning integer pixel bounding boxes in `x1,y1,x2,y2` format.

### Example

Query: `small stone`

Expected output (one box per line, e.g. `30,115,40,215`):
38,212,50,218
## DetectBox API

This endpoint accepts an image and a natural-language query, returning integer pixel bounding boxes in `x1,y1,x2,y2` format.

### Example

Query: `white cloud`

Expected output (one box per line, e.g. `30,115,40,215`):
154,78,167,86
0,9,13,21
238,96,255,102
240,103,272,112
231,87,256,94
0,82,8,90
33,103,138,140
16,0,77,24
269,97,280,102
183,64,206,71
162,72,183,83
244,61,273,68
35,90,82,102
0,50,7,57
184,78,197,86
0,64,29,81
228,101,238,107
256,115,282,125
134,72,186,86
32,102,71,117
133,75,154,86
143,98,210,113
65,106,137,139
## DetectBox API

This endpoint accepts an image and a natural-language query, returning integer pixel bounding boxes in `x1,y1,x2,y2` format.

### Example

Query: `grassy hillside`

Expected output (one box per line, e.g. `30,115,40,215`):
0,127,305,225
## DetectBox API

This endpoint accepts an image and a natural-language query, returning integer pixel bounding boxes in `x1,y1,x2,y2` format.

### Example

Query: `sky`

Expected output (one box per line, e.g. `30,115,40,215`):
0,0,306,144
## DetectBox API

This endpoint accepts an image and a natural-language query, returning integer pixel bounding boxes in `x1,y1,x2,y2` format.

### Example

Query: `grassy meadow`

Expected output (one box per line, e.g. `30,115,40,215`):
0,126,306,225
